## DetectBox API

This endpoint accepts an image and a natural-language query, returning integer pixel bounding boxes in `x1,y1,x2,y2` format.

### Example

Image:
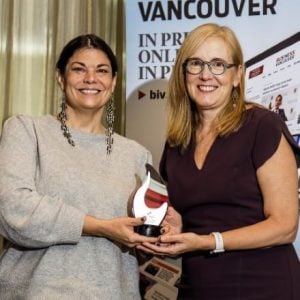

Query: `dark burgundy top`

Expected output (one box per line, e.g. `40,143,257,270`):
160,107,300,300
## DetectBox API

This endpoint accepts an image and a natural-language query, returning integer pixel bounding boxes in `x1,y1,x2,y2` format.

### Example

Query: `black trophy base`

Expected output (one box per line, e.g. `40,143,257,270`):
136,224,162,237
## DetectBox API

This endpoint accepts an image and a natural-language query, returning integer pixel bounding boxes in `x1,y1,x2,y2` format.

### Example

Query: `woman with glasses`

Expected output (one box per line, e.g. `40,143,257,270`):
139,23,300,299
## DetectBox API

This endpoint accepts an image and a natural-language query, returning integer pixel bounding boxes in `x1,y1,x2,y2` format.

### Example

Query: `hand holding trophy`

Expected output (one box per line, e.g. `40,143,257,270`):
132,164,169,237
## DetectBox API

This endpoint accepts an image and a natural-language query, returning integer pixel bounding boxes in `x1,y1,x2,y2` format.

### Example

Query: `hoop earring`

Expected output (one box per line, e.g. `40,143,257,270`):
106,95,115,154
58,95,75,146
232,88,238,108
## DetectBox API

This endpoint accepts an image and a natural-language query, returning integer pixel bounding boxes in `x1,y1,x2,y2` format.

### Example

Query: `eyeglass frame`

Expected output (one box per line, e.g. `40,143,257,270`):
183,58,236,76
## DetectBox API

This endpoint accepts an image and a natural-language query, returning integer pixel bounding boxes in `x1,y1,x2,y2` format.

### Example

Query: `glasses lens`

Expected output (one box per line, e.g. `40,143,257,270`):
185,59,227,75
209,61,226,75
186,59,203,74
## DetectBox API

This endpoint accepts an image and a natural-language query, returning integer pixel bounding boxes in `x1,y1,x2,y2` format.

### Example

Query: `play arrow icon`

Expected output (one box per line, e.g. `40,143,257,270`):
138,90,146,99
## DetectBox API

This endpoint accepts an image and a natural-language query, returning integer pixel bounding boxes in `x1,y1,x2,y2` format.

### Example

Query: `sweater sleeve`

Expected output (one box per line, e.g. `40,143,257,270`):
0,116,85,248
137,143,153,181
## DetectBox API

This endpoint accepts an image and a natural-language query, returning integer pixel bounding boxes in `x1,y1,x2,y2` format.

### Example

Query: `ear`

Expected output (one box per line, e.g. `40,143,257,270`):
111,74,117,93
56,70,65,91
233,65,243,88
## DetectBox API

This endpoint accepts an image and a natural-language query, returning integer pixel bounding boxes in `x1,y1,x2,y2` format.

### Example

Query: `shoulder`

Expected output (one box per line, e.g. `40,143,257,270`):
112,134,153,174
114,133,152,158
2,114,35,138
3,114,53,129
244,106,283,130
3,114,33,126
243,105,289,143
243,106,299,168
1,114,56,141
245,105,274,119
114,133,148,152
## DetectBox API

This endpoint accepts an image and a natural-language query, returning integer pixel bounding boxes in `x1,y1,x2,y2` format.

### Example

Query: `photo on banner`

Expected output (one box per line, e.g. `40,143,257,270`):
245,32,300,134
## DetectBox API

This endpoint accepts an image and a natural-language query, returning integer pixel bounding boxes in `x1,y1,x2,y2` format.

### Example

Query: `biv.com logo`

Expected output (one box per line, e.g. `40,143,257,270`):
138,89,166,100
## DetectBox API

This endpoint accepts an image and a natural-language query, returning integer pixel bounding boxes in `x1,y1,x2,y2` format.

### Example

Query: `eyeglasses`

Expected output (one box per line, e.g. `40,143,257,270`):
183,58,236,75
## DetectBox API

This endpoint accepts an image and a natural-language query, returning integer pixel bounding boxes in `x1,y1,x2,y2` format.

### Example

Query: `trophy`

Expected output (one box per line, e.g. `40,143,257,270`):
132,164,169,237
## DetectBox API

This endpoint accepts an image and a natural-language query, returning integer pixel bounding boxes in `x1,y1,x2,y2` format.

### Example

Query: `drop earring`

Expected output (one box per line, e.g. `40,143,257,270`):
106,95,115,154
232,88,238,109
58,95,75,146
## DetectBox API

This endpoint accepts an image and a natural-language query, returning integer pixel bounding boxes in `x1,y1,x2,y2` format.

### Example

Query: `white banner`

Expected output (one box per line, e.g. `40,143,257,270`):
126,0,300,167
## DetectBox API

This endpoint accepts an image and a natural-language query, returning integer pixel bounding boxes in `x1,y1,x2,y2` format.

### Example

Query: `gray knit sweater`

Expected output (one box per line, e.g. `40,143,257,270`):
0,115,152,299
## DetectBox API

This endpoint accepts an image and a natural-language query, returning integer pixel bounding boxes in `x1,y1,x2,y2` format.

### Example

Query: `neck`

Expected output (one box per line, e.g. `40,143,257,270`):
62,108,106,134
198,113,217,135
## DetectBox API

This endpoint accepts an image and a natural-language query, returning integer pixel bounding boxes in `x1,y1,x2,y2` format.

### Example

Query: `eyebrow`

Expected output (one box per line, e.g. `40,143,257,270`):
70,61,110,68
189,57,227,62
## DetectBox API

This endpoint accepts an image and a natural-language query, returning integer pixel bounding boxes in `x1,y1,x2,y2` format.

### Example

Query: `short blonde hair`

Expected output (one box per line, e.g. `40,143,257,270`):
166,23,246,149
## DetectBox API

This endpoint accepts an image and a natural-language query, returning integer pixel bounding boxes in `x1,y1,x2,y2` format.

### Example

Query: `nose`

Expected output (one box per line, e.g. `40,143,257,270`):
83,69,97,83
200,63,212,79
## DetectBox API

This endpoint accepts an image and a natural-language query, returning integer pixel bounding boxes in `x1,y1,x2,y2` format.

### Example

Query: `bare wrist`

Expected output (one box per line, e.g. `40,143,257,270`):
83,215,107,237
